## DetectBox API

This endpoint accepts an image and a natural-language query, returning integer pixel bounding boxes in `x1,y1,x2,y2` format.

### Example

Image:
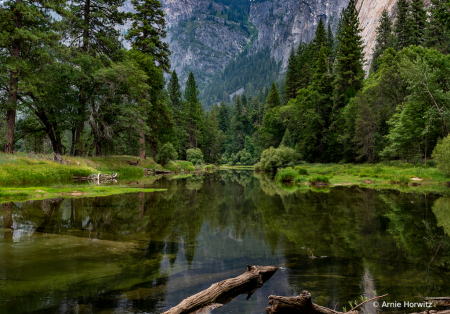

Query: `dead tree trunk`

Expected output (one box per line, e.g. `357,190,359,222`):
163,265,278,314
267,291,357,314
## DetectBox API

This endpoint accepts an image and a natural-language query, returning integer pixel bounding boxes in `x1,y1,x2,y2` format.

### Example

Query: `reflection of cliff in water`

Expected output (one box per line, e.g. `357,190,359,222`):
0,171,449,313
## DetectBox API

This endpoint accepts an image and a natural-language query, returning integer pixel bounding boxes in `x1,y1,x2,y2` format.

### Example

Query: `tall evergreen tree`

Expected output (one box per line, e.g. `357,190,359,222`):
370,8,395,74
62,0,128,155
231,95,246,152
204,108,221,164
168,70,183,122
333,0,365,110
326,23,335,62
284,48,299,101
395,0,411,49
313,18,327,53
406,0,427,46
217,102,230,134
125,0,171,72
0,0,63,153
265,82,281,112
425,0,450,53
184,72,204,149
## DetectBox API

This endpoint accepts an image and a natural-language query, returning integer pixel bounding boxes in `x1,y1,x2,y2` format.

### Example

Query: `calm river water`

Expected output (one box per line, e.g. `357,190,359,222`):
1,171,449,314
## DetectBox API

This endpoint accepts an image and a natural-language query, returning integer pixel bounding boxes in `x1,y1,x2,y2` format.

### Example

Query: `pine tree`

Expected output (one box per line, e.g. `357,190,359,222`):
0,0,64,153
184,72,204,149
313,18,327,53
407,0,427,46
370,8,395,74
168,71,183,122
231,95,246,152
265,82,281,112
326,23,335,61
281,129,294,148
217,102,230,133
395,0,411,49
62,0,128,155
312,46,333,98
425,0,450,53
204,108,221,164
126,0,171,72
284,48,299,101
333,0,365,110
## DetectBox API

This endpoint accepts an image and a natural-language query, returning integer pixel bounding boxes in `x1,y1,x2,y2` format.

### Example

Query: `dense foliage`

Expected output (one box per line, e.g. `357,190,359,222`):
433,136,450,176
155,143,178,166
2,0,450,170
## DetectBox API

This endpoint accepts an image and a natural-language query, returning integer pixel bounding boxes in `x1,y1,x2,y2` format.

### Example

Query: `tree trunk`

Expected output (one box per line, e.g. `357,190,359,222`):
73,0,90,156
70,128,76,156
266,291,357,314
4,0,22,154
140,129,146,159
163,265,278,314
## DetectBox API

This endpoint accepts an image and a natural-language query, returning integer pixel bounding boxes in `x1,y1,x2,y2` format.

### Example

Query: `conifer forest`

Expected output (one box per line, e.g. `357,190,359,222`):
1,0,450,167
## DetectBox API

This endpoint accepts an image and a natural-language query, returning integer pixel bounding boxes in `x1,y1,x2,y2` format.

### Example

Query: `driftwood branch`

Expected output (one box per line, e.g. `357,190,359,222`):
163,265,278,314
266,291,358,314
349,294,388,312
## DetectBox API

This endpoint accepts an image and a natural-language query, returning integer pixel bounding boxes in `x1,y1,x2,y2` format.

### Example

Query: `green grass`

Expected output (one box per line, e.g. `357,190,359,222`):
0,153,199,185
295,167,309,176
271,161,450,193
308,175,331,185
0,154,95,185
175,160,196,172
276,168,298,183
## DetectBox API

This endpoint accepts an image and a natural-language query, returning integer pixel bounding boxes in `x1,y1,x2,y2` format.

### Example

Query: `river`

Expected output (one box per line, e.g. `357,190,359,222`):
1,171,449,313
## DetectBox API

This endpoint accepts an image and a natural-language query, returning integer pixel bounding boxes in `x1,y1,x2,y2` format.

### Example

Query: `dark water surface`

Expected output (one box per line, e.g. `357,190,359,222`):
1,171,450,314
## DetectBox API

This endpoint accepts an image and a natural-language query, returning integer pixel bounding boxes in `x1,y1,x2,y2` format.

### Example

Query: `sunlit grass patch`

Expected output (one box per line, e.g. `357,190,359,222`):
276,168,298,183
308,175,331,185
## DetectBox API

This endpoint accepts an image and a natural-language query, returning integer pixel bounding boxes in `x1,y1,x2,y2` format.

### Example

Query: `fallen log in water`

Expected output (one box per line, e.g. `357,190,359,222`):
163,265,278,314
266,291,358,314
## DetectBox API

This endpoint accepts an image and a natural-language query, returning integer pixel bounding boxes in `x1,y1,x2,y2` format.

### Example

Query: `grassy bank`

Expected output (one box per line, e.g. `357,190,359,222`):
273,162,450,194
0,153,197,185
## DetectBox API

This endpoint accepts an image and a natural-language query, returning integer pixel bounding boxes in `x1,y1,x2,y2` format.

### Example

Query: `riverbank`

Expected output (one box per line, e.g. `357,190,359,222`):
271,162,450,194
0,153,198,185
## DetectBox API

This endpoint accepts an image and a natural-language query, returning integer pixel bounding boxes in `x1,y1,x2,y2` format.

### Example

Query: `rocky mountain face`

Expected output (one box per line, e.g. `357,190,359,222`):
161,0,350,87
248,0,349,70
159,0,420,93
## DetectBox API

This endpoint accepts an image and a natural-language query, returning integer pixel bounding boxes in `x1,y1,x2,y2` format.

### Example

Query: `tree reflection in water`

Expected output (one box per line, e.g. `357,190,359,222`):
0,171,449,313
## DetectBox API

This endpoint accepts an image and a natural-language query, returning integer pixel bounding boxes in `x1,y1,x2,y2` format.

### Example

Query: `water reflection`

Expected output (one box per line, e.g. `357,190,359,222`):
0,171,449,314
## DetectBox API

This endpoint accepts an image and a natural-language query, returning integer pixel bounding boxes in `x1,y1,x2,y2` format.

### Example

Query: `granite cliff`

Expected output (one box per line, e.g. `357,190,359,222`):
157,0,416,97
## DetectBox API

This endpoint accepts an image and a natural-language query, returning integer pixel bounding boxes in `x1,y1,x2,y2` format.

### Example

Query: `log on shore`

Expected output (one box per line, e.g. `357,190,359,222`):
266,291,357,314
163,265,278,314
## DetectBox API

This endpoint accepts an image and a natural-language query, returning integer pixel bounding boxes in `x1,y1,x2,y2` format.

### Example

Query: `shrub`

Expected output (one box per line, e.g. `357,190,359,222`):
260,146,301,172
227,149,254,166
276,168,298,183
297,168,309,176
433,137,450,176
295,176,308,184
254,162,262,171
221,155,228,165
309,175,330,185
155,143,178,166
187,148,204,165
426,159,437,168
